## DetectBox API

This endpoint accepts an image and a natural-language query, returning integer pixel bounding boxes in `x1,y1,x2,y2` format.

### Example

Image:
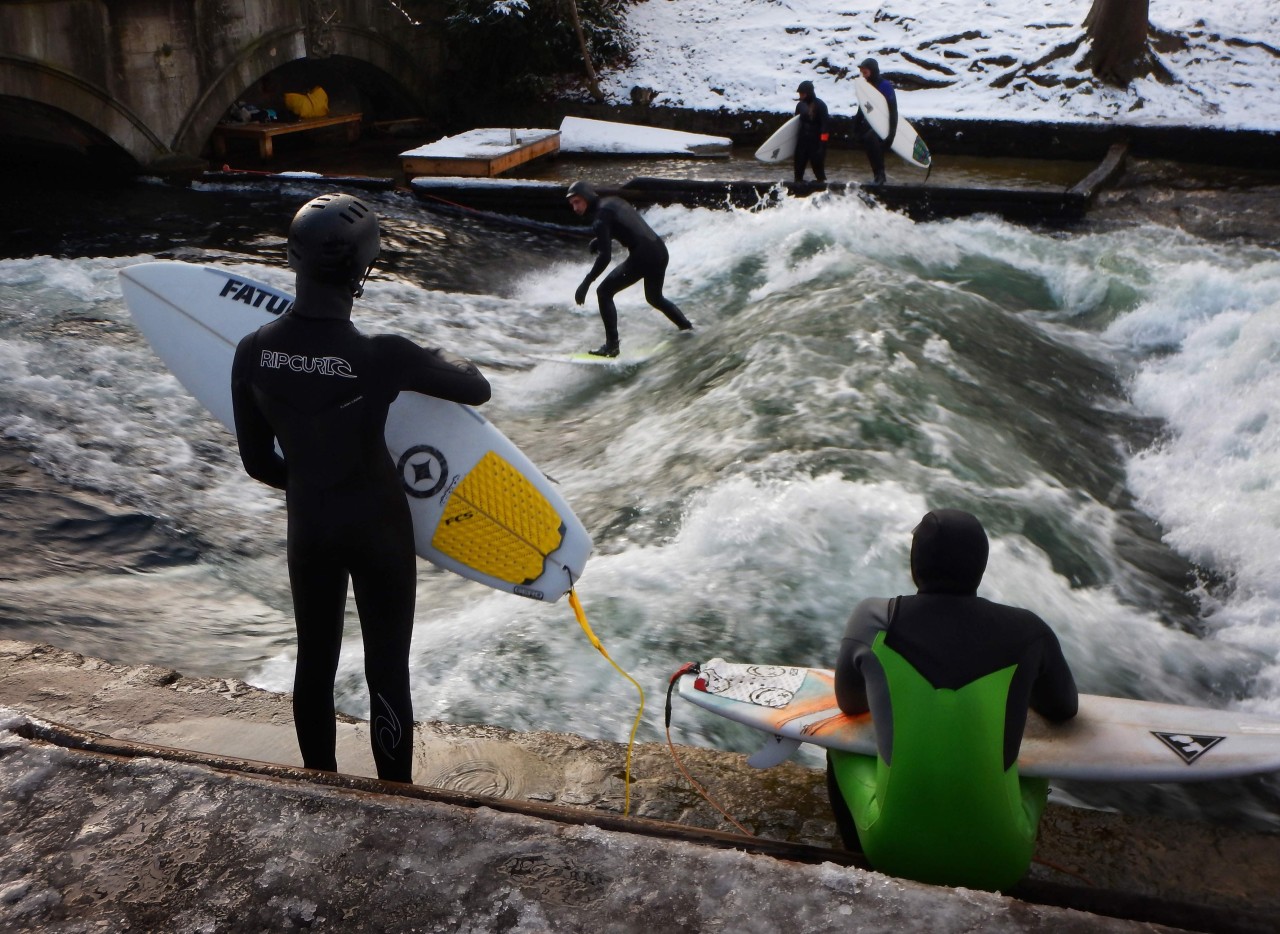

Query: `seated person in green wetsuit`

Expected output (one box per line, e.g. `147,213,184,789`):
827,509,1079,891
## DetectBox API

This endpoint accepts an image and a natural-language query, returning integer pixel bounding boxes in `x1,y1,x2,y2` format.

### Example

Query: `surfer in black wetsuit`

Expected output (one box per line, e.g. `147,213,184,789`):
793,80,830,185
230,193,491,783
827,509,1078,890
852,58,897,185
567,179,692,358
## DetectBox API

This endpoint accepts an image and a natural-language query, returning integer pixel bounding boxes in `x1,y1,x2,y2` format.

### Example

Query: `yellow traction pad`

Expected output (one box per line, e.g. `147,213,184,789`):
431,450,566,585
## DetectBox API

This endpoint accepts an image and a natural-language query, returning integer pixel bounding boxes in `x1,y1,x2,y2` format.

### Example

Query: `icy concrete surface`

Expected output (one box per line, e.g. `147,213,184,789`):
1,722,1184,933
3,641,1280,932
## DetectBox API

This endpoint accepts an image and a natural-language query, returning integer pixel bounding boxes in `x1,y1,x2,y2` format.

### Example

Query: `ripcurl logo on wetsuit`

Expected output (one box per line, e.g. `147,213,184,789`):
373,693,403,763
258,350,356,377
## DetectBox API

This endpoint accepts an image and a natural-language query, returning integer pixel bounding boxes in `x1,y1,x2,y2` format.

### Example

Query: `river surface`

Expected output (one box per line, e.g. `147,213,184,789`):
2,148,1279,831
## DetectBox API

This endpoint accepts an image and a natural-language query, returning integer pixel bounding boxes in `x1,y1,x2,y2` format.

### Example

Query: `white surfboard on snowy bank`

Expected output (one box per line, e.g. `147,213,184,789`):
119,261,592,602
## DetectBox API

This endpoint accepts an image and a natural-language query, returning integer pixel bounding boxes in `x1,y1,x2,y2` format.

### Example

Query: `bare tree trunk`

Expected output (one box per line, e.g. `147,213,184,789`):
564,0,605,102
1084,0,1152,87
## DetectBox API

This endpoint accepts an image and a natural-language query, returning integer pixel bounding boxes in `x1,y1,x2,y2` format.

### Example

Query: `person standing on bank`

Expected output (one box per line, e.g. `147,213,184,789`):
567,179,693,359
827,509,1078,891
793,79,830,185
230,192,491,783
852,58,896,185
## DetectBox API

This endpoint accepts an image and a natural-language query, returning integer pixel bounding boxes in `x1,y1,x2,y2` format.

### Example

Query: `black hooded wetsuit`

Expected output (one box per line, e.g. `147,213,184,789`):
793,93,830,184
853,60,898,183
230,289,490,782
827,509,1078,890
575,187,691,348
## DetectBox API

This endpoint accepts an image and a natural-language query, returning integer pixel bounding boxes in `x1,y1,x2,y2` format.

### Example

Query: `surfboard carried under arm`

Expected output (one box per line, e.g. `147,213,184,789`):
755,115,801,163
852,76,931,170
119,261,592,602
678,660,1280,782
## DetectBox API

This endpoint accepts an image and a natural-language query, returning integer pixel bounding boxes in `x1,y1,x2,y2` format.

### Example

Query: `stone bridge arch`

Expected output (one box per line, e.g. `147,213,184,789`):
0,1,448,173
174,21,439,163
0,57,169,169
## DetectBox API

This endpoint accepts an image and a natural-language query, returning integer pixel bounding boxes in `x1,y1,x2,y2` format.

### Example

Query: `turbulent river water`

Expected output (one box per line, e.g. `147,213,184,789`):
2,157,1278,831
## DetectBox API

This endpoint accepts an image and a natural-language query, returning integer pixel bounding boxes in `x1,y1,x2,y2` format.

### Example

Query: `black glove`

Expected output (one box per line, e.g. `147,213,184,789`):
575,282,589,306
588,239,600,255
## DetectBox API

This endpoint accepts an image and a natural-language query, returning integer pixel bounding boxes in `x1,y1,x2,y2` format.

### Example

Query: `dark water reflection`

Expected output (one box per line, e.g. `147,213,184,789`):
0,128,1092,268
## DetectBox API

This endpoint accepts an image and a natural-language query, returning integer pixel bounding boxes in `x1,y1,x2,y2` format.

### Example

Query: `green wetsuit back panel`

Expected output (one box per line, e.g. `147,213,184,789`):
831,633,1048,891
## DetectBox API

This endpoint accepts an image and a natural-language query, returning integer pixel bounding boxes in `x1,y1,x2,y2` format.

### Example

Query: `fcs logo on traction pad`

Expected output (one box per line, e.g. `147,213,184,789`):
1152,731,1226,765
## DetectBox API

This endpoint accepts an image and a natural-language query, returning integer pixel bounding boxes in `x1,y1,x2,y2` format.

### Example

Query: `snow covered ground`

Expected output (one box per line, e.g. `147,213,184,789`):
595,0,1280,130
399,127,560,158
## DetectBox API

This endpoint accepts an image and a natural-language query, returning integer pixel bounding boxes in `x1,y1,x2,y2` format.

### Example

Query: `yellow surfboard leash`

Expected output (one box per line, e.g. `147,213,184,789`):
568,586,645,816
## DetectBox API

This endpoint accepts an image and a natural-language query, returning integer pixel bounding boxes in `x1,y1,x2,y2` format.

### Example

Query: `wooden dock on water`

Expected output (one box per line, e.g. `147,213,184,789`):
400,128,560,179
211,112,363,160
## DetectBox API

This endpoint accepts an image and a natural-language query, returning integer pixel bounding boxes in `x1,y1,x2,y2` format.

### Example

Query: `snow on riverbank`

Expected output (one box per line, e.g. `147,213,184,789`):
596,0,1280,130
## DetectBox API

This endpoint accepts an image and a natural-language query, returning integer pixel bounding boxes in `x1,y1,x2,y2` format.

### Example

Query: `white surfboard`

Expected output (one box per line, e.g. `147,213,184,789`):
851,76,931,170
678,661,1280,782
119,261,592,603
754,115,801,163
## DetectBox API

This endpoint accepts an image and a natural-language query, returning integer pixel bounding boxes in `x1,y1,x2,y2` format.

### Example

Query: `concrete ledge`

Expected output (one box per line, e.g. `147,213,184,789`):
3,640,1280,931
480,100,1280,168
4,716,1192,933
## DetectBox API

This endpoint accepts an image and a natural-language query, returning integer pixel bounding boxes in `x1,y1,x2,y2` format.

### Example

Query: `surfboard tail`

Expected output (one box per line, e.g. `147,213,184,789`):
432,450,569,589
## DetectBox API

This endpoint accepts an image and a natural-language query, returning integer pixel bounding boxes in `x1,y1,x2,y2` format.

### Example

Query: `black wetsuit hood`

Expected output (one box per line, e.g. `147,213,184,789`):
859,58,882,83
910,509,989,595
566,179,601,213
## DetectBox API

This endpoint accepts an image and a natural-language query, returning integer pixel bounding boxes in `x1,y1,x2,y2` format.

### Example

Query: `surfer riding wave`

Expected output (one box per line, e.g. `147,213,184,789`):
567,180,692,358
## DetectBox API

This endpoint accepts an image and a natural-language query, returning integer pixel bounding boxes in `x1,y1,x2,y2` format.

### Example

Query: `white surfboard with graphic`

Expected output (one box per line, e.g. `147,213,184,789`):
119,261,592,602
679,661,1280,781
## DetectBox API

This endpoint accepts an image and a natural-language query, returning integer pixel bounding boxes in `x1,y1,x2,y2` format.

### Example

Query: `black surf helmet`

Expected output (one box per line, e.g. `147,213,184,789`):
287,193,381,296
